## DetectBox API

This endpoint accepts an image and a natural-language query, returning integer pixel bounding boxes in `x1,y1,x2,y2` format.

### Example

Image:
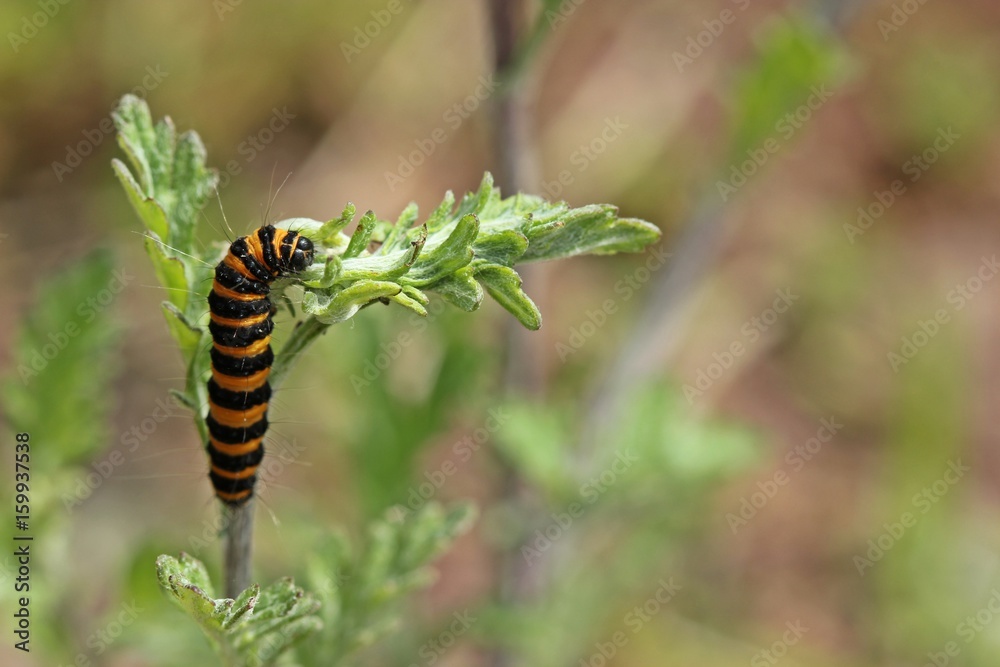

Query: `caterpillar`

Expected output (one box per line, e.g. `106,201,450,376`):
206,225,315,505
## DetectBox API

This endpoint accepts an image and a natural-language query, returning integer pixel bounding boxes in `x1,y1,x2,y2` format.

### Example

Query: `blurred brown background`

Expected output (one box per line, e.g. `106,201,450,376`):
3,0,1000,665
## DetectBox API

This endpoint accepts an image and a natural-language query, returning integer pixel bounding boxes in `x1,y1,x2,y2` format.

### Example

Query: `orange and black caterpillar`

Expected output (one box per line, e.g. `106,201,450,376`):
206,225,315,505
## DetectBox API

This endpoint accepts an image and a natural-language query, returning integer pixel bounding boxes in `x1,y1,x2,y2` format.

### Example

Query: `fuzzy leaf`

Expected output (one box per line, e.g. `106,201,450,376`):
156,553,322,667
473,229,530,266
520,205,661,260
302,280,402,324
402,213,479,286
433,270,486,311
112,158,169,240
344,210,377,259
282,172,658,343
475,265,541,330
300,502,475,667
113,94,218,254
161,301,204,361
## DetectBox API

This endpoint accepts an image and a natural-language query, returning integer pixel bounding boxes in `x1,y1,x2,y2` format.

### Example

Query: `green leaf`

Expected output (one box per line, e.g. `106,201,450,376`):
521,205,661,261
144,235,190,313
282,172,659,352
113,94,219,253
403,213,479,286
382,201,420,253
344,210,377,259
301,502,475,667
162,301,204,359
156,553,322,667
424,190,457,232
112,95,221,453
302,280,402,325
473,229,530,266
112,158,169,239
387,291,428,317
474,265,541,330
318,204,357,240
432,269,484,312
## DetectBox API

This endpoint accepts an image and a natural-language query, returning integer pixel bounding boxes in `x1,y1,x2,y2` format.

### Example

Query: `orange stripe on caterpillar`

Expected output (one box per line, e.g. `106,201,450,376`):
209,402,269,428
211,367,271,392
212,337,271,358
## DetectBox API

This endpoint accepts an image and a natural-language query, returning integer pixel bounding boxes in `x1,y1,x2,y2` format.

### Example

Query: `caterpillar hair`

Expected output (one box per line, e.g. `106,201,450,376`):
206,225,314,505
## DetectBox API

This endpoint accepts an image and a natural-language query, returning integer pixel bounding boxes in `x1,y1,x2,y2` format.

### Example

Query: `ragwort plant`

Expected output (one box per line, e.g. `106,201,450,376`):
111,93,660,666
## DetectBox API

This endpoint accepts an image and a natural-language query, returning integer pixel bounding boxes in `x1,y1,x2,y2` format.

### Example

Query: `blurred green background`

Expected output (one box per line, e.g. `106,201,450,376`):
3,0,1000,665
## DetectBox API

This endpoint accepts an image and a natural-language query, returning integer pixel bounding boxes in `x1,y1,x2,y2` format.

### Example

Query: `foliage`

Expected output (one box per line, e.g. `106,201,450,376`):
0,252,121,661
2,252,121,478
110,91,659,666
157,553,322,667
300,503,476,666
478,381,759,664
152,502,474,667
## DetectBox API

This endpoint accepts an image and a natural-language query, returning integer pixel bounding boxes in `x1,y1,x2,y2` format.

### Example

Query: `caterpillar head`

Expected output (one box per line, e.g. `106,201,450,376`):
288,235,314,273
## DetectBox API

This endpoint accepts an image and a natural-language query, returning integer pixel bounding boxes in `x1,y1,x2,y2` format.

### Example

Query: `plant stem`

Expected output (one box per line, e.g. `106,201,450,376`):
577,197,725,462
271,314,329,391
489,0,538,195
223,500,255,598
496,1,557,95
576,0,862,463
490,0,546,397
220,315,329,598
487,2,549,666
